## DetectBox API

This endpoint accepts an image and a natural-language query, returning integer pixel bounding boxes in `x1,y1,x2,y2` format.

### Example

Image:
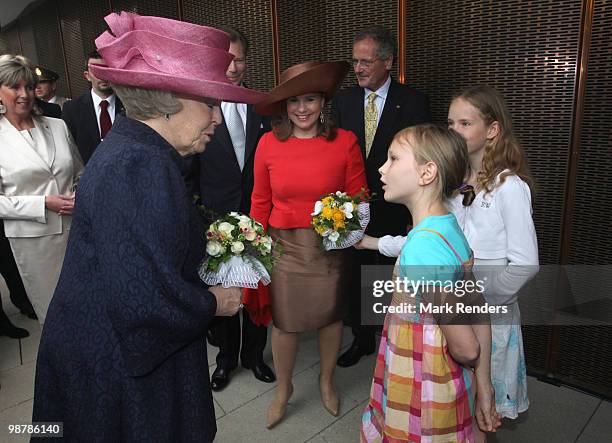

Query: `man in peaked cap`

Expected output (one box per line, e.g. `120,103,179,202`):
34,65,70,109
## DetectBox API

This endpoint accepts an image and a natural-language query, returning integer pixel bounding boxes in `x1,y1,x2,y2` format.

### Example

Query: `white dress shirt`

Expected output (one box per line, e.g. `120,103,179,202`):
221,101,247,132
363,75,391,126
221,101,247,168
91,90,117,137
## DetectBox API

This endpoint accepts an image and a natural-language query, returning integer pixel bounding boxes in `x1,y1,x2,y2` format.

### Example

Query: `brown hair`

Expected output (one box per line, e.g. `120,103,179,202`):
218,26,249,55
85,49,103,70
453,85,534,196
271,96,338,141
394,124,469,202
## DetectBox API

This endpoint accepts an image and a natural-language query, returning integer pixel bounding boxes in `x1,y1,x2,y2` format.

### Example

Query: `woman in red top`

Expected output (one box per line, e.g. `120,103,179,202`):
252,61,368,429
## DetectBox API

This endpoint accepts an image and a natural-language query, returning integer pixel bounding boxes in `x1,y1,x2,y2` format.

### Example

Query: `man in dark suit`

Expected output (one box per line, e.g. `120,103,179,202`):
37,98,61,118
34,66,70,109
332,26,432,367
193,28,275,391
62,50,124,164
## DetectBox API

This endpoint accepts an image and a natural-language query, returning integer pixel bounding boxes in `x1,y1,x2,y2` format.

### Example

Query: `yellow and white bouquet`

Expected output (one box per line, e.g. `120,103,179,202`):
198,212,276,288
311,190,370,250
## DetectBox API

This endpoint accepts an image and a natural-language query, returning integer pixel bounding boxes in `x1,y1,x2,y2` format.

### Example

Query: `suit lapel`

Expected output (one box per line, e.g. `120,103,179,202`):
370,80,400,159
115,97,125,116
34,118,56,168
0,118,52,173
244,104,261,168
84,93,100,141
216,113,240,169
348,88,366,159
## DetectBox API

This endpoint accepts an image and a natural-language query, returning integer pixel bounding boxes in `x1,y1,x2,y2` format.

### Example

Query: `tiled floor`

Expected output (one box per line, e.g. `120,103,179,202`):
1,281,611,442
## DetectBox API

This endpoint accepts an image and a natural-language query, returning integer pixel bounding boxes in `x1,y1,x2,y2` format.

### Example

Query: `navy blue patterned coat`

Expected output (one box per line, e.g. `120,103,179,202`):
32,116,217,442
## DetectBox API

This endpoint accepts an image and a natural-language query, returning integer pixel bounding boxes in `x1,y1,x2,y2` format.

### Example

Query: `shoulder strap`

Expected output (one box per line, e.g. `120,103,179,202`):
414,228,466,264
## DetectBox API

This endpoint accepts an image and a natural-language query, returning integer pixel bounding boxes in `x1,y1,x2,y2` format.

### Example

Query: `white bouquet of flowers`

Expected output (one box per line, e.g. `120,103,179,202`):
198,212,276,288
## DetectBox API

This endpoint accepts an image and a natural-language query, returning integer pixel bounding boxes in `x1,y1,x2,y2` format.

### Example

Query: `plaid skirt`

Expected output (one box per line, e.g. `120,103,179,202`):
361,311,475,442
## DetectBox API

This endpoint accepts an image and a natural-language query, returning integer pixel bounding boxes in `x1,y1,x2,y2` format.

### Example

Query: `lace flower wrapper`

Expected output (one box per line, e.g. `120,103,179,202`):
198,255,271,289
320,201,370,250
197,211,276,288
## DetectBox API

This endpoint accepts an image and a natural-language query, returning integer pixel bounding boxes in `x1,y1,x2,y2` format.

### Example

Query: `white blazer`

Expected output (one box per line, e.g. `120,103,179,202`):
446,172,538,264
379,172,539,265
0,115,84,237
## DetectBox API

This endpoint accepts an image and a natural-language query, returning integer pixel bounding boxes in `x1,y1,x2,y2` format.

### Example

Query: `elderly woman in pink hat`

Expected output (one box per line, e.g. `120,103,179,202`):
31,12,266,442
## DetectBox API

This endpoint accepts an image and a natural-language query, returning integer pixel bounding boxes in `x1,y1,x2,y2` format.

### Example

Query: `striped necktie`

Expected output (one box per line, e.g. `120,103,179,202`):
364,92,378,157
225,102,246,170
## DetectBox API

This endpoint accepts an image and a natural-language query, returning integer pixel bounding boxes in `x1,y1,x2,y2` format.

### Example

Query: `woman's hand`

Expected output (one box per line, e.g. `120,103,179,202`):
209,285,242,317
354,234,379,251
474,382,502,432
45,195,75,215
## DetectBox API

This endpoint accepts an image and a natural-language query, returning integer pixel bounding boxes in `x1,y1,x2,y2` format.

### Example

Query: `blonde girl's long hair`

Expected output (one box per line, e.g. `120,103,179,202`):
453,86,535,197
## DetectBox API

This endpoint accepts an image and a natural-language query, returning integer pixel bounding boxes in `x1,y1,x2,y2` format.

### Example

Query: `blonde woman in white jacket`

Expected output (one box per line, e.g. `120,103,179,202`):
0,55,83,324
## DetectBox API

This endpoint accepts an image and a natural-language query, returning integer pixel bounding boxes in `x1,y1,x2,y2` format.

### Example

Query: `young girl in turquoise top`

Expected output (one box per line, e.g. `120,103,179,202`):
361,87,538,424
361,124,500,442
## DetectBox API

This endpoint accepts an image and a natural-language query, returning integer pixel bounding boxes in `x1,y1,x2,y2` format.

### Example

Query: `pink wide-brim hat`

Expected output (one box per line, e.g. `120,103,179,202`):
89,12,267,104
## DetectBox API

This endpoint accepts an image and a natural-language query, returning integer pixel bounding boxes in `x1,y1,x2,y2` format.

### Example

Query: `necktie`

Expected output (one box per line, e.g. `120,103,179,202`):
364,92,378,158
99,100,112,140
225,102,246,170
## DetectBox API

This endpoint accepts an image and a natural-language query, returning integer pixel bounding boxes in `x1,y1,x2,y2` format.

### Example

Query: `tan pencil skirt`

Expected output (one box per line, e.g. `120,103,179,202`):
268,227,348,333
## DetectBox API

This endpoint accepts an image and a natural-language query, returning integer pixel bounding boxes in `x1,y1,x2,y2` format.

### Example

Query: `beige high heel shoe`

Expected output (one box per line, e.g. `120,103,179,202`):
319,376,340,417
266,385,294,429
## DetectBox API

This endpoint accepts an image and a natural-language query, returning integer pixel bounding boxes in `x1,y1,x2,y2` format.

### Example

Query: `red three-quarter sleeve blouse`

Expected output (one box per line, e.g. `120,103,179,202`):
250,128,368,230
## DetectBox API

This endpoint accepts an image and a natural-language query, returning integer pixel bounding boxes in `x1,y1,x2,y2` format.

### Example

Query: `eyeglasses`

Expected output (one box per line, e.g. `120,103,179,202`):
351,58,380,68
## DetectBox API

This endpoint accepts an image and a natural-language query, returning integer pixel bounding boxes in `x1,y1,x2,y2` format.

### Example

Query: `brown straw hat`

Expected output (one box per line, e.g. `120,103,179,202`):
254,61,350,116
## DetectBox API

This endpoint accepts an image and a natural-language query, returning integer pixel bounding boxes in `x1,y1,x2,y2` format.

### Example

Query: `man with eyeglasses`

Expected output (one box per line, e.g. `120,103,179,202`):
332,25,431,368
192,27,275,391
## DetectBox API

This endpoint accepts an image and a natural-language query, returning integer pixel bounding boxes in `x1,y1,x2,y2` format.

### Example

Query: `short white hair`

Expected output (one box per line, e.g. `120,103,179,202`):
111,83,183,120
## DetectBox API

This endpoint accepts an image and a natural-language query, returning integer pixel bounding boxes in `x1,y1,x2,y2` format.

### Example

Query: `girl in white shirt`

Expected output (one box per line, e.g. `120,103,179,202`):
359,86,539,421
